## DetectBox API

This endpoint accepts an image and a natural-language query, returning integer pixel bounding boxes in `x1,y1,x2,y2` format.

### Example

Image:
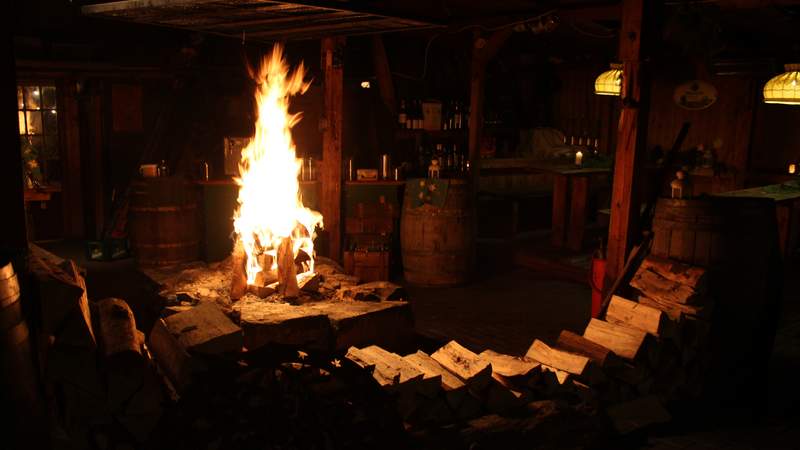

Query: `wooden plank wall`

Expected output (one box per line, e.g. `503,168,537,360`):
551,65,621,155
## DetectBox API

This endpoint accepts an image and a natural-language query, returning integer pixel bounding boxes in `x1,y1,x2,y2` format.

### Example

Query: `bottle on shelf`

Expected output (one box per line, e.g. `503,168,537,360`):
398,100,407,128
453,102,462,130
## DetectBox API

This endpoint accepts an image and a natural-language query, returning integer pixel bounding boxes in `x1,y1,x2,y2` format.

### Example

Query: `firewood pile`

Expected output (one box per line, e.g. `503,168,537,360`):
28,246,165,449
25,239,727,449
341,255,716,445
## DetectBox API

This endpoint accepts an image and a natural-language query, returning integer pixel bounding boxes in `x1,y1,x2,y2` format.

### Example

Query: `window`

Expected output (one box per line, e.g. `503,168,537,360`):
18,84,60,187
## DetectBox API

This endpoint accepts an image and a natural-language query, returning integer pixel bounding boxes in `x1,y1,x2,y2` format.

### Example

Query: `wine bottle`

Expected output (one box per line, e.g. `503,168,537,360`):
398,99,407,127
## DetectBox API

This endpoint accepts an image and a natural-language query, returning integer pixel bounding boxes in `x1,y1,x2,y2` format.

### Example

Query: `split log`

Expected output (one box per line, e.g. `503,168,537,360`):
606,395,671,435
253,253,277,287
277,237,299,298
161,302,242,355
583,318,647,360
485,373,526,413
525,340,590,377
303,299,413,351
345,345,433,396
403,351,480,419
147,318,204,392
540,365,571,385
96,298,145,410
431,341,493,391
115,366,164,443
230,239,248,300
297,272,322,293
637,295,710,321
555,330,620,368
337,281,407,302
630,268,701,305
605,295,666,336
639,256,707,292
478,350,539,378
29,253,94,348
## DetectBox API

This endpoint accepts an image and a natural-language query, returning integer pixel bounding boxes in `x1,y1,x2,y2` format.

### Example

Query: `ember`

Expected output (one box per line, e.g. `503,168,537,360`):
232,45,323,299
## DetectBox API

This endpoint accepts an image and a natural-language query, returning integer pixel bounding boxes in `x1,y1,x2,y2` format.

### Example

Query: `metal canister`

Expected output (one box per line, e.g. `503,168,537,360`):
380,154,391,180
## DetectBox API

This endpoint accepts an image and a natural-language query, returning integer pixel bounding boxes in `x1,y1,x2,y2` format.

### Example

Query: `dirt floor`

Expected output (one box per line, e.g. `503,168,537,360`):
38,239,800,449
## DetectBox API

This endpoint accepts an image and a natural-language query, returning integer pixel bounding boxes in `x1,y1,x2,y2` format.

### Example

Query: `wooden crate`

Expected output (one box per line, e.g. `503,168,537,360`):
343,250,390,282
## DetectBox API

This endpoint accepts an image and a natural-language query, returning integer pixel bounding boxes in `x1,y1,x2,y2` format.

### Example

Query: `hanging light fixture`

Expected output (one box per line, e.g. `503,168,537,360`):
763,64,800,105
594,63,623,96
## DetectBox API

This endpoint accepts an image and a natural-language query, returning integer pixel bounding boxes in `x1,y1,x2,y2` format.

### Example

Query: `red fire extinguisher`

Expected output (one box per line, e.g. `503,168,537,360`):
590,238,606,319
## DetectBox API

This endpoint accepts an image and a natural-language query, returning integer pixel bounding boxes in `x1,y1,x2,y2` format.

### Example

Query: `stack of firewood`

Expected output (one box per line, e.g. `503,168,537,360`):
343,256,714,440
29,246,164,449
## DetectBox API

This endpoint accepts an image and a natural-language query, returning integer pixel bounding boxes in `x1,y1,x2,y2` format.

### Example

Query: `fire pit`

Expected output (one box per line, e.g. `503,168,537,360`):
142,46,413,356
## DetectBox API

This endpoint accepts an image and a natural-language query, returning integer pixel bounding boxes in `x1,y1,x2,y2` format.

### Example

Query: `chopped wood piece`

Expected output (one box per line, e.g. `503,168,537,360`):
230,239,248,300
304,300,413,351
61,261,96,348
485,373,526,413
298,272,322,293
345,345,431,395
337,281,407,302
606,395,671,435
606,295,666,336
403,351,472,412
431,341,492,391
583,318,647,360
540,364,571,385
630,268,701,305
96,298,146,410
555,330,619,368
29,253,92,346
640,256,707,291
147,318,204,391
525,340,590,376
637,295,710,321
478,350,539,378
277,237,299,298
162,302,242,355
96,298,141,358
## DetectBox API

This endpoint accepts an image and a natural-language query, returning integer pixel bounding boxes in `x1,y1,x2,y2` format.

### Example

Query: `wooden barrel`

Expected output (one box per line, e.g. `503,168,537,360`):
651,197,777,267
129,177,199,266
400,179,474,286
0,263,21,331
0,263,43,436
651,198,728,267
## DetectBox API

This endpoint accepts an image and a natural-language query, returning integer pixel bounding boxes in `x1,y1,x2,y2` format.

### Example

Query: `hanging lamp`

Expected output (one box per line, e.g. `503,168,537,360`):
594,63,623,96
763,64,800,105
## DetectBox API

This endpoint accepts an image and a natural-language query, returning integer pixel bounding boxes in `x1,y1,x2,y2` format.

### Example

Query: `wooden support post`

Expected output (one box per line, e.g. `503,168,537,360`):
605,0,649,285
60,79,84,239
467,30,512,197
371,35,396,117
321,36,345,262
0,36,27,264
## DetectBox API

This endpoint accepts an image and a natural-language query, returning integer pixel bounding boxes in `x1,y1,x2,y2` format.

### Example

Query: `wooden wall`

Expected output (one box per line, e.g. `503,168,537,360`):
551,65,621,155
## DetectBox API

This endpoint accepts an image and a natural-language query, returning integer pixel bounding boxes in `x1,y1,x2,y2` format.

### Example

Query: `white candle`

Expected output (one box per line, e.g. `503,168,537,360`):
790,163,797,175
575,151,583,166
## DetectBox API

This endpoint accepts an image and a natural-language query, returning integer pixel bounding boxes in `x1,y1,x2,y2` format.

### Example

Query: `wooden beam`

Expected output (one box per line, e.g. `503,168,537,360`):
321,36,345,262
371,35,396,117
468,29,512,195
60,79,84,239
605,0,649,285
0,35,27,263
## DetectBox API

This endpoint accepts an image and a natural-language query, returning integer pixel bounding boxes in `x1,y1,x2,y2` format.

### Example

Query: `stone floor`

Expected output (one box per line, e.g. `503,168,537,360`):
39,239,800,449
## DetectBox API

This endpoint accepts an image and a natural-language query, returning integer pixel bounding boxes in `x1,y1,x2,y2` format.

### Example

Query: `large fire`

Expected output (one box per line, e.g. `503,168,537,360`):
233,45,322,291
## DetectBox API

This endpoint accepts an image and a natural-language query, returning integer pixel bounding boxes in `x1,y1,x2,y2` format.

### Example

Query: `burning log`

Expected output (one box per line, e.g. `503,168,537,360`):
277,237,300,298
230,239,248,301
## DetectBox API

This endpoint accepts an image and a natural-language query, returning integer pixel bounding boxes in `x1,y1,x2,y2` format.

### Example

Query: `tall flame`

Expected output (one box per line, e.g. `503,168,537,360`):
233,45,322,285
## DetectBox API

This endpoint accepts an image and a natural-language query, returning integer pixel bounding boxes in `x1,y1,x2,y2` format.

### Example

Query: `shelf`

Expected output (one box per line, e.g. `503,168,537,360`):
395,129,467,140
346,180,406,186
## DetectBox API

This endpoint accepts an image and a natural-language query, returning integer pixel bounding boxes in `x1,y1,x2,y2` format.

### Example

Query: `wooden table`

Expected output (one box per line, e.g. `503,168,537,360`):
714,181,800,257
481,159,611,251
